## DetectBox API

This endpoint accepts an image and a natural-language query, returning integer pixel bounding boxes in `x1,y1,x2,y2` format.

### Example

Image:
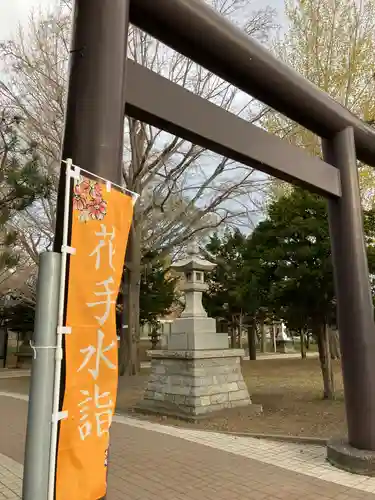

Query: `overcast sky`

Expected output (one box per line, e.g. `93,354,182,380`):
0,0,286,227
0,0,57,40
0,0,285,42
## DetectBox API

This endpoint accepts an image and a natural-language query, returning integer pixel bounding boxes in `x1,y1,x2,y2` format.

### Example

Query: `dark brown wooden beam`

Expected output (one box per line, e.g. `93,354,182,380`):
129,0,375,168
125,60,341,198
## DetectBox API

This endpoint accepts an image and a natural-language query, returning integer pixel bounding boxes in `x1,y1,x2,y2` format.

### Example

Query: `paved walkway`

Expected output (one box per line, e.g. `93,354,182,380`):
0,370,30,380
0,393,375,499
0,454,22,499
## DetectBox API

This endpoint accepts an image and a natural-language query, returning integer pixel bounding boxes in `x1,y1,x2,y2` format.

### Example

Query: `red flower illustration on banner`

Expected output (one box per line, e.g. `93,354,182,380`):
92,182,102,202
73,177,107,222
77,179,91,196
73,195,86,211
88,200,107,220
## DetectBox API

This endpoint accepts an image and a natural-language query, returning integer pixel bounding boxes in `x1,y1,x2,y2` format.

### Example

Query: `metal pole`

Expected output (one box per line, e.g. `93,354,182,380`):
322,127,375,451
23,252,61,500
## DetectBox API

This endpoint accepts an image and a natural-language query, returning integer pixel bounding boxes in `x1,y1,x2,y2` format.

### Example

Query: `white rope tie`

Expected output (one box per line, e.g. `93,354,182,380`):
29,341,58,360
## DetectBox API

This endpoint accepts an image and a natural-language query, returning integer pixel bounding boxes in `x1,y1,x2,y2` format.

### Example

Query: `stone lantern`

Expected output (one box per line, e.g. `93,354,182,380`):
167,242,228,350
172,241,213,318
136,240,259,420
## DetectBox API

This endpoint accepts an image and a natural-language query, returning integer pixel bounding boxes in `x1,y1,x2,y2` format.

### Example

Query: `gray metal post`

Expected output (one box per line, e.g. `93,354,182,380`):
322,127,375,451
23,252,61,500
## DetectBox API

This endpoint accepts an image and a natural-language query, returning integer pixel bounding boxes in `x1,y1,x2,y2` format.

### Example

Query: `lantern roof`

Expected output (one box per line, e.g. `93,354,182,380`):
171,241,216,272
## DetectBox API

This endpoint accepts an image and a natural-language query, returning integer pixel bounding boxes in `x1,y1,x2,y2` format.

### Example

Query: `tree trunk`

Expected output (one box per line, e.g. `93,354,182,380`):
118,269,129,377
230,328,236,348
316,323,335,399
326,325,335,395
260,318,266,353
247,322,257,361
230,316,237,348
299,329,306,359
238,314,243,348
329,326,341,360
127,261,141,374
272,324,277,352
234,327,239,348
119,226,142,376
228,328,232,348
334,329,341,359
305,330,310,350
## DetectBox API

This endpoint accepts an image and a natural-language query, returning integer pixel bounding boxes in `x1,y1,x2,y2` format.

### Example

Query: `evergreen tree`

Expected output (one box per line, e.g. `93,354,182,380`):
204,229,270,352
249,187,375,398
204,188,375,397
139,252,178,327
116,252,177,343
0,110,50,276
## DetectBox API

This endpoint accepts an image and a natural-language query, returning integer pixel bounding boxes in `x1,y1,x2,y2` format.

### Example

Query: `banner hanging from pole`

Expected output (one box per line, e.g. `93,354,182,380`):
55,168,134,500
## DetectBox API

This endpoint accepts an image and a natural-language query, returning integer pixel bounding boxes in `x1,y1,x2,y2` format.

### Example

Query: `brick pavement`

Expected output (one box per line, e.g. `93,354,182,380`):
0,454,22,499
0,395,374,499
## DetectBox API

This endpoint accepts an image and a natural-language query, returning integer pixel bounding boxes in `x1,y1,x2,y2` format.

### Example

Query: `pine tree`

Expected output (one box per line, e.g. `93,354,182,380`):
0,109,50,278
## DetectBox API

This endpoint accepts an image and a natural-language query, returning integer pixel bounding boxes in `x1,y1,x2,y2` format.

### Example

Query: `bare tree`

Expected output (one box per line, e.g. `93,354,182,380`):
0,0,277,374
0,4,66,258
263,0,375,204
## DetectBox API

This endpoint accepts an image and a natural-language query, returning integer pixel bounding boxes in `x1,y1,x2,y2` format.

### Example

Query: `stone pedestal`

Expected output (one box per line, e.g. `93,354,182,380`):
15,337,33,368
168,316,228,351
136,349,261,419
327,438,375,476
276,339,295,353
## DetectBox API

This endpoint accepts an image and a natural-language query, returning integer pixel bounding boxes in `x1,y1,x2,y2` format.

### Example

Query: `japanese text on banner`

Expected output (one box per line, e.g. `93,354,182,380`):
56,175,134,500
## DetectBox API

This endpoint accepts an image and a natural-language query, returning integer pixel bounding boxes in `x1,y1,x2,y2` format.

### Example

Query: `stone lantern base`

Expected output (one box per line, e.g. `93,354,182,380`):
135,349,262,419
276,339,295,354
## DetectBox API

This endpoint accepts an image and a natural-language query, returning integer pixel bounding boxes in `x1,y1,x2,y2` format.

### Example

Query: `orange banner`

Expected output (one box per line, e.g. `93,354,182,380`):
56,175,133,500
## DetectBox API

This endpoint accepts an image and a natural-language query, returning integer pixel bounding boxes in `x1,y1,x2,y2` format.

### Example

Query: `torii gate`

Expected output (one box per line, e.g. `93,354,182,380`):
54,0,375,478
